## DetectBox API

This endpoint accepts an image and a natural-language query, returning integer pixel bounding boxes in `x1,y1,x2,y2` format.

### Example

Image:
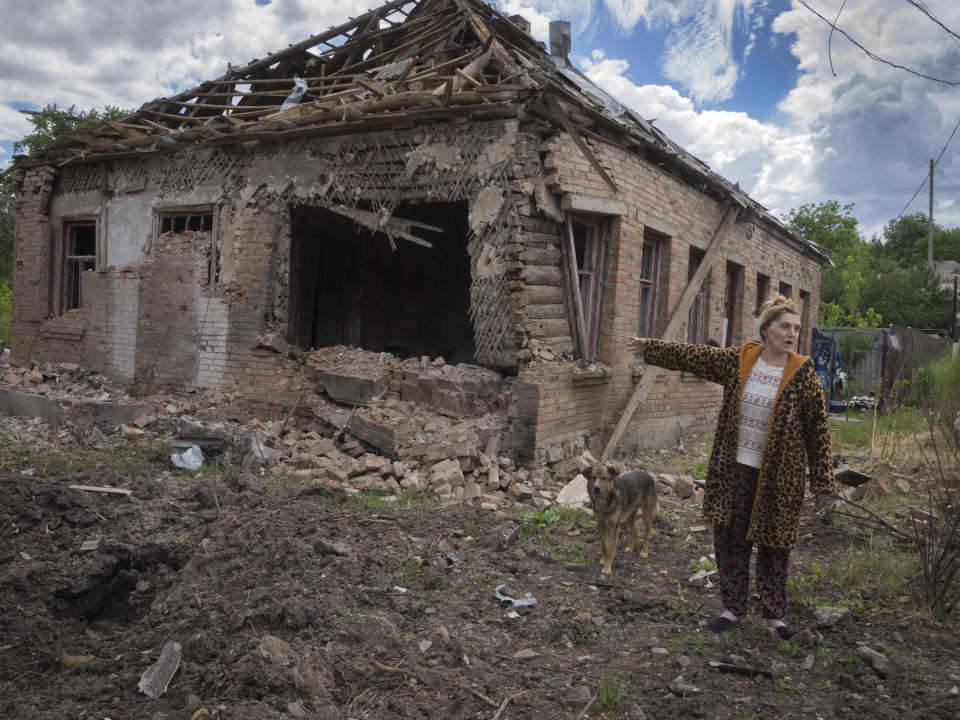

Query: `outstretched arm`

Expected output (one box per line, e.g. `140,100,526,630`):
629,337,738,386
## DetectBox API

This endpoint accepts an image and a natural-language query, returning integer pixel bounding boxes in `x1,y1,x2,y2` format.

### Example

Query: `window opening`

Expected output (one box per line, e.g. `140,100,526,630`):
564,216,607,361
722,261,741,347
59,219,97,314
686,248,706,344
798,290,811,353
637,233,662,339
755,272,770,316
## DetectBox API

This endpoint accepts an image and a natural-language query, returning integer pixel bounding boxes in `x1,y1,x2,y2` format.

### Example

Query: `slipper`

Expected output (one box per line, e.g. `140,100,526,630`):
706,616,737,632
773,625,799,640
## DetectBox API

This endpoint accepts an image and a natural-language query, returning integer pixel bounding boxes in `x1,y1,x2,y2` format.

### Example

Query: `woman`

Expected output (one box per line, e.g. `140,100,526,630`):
627,295,835,639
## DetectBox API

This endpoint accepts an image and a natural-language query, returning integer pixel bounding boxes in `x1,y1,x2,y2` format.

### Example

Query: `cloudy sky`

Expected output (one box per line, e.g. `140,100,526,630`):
1,0,958,242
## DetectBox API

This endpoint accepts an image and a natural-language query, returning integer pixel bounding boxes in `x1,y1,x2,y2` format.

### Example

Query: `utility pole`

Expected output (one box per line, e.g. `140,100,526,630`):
953,276,958,341
928,158,934,268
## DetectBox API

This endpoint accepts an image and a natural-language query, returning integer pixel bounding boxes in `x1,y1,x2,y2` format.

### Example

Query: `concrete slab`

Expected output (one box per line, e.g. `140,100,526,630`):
0,389,150,425
322,371,391,405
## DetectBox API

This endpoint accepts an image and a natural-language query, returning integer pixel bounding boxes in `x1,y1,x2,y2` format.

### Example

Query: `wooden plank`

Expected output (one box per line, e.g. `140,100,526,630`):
519,284,564,305
524,303,567,320
601,206,740,460
68,484,132,496
522,265,562,285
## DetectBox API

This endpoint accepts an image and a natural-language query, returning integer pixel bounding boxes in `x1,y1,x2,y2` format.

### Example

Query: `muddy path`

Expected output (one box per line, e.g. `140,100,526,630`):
1,421,959,720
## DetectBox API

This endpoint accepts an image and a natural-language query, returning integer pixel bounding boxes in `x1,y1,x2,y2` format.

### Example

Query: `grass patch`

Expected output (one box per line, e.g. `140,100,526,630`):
551,541,590,564
830,547,916,605
687,557,717,574
829,405,928,464
679,456,708,479
515,506,590,543
787,561,824,608
777,639,804,655
340,488,437,510
596,676,624,710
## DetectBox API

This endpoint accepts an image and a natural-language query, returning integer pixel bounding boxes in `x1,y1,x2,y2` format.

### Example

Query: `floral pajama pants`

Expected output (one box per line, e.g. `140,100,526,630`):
713,463,791,619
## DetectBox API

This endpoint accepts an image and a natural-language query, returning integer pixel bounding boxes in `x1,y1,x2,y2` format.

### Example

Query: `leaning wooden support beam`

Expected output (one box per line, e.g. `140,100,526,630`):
601,205,740,460
544,93,620,194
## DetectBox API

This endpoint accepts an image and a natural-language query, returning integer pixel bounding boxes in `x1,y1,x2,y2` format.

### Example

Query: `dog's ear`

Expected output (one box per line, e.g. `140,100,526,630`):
604,462,619,477
583,466,596,481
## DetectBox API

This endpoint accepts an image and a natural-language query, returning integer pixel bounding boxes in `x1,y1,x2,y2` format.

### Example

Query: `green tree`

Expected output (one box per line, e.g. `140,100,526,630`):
880,213,960,266
785,201,883,327
861,260,951,329
787,200,956,330
785,200,861,253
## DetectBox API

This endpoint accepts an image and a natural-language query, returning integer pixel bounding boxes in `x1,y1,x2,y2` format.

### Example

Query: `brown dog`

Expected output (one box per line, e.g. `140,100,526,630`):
584,465,659,574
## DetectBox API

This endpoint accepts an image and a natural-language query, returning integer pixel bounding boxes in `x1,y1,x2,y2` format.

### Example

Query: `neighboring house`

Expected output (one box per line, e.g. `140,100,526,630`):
933,259,960,294
10,0,830,462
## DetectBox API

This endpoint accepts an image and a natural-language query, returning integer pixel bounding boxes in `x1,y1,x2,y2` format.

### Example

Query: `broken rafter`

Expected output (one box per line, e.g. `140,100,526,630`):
432,49,491,96
323,204,437,249
453,0,531,90
328,14,460,81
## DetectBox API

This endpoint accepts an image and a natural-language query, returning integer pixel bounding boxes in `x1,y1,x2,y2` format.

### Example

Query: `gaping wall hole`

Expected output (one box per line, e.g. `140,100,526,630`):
288,201,474,362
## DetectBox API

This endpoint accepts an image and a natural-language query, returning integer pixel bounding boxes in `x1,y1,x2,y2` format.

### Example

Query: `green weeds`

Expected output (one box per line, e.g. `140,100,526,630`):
596,676,623,710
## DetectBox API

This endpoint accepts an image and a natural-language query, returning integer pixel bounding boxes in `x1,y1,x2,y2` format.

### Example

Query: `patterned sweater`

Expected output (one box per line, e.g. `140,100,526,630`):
643,339,835,549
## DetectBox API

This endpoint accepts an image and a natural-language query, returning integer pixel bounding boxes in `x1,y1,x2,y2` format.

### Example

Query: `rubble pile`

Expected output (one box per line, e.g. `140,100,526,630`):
0,349,707,515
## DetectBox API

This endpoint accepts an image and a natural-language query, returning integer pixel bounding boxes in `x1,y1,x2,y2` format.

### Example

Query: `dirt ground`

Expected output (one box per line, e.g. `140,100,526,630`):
2,412,960,720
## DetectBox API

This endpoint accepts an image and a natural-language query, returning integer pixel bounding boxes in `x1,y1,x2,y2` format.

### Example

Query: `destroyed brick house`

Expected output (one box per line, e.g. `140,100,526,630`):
10,0,830,466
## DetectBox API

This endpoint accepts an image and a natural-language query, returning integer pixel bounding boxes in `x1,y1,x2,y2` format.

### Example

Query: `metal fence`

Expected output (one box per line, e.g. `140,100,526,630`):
816,325,953,412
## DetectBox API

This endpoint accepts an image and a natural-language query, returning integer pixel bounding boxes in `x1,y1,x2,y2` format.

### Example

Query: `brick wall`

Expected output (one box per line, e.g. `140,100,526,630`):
10,165,57,358
513,131,825,460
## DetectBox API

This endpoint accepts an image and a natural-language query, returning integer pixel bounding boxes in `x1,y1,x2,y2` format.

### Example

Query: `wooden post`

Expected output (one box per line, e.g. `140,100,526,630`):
601,206,740,460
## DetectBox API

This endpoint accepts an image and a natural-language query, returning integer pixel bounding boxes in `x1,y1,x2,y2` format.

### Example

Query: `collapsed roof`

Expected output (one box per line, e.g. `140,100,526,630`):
15,0,829,263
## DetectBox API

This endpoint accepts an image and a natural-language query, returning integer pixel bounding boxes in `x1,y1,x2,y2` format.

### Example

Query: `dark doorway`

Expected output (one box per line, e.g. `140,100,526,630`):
288,202,474,360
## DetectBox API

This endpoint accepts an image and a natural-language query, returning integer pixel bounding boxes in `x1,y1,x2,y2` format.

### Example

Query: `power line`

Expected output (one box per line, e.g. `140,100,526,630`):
797,0,960,85
906,0,960,47
895,115,960,219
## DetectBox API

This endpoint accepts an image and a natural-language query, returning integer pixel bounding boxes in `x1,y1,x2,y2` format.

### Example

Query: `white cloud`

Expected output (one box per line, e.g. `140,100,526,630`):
0,104,33,153
0,0,373,166
773,0,960,237
496,0,558,40
600,0,654,32
581,52,824,220
605,0,765,103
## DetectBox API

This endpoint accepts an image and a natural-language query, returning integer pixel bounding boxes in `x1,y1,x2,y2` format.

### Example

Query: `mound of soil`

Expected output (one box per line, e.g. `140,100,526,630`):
1,420,959,720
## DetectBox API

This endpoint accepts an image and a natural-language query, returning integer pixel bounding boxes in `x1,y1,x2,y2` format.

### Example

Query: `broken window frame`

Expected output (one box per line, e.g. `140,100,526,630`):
636,233,662,341
153,205,218,284
58,215,99,315
686,247,706,344
798,289,811,353
563,215,607,362
722,261,742,348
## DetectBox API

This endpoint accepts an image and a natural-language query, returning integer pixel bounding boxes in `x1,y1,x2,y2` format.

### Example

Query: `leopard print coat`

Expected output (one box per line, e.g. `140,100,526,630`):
643,339,835,550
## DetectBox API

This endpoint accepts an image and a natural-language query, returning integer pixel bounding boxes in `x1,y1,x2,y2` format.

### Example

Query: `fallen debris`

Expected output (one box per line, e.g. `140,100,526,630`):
494,584,537,609
68,485,132,496
54,651,96,670
138,641,182,698
171,445,204,470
